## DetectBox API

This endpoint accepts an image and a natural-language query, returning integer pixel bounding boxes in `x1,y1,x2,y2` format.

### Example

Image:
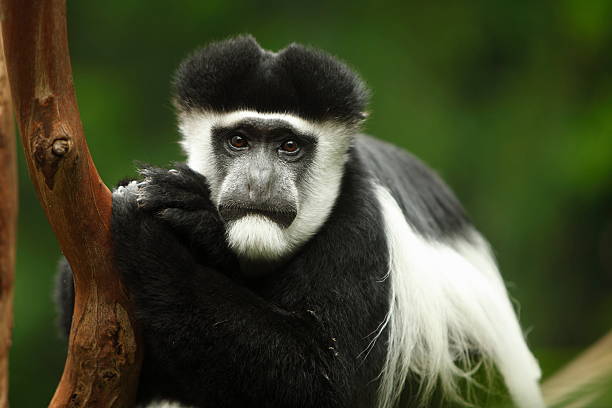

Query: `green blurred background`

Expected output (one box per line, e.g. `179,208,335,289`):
10,0,612,406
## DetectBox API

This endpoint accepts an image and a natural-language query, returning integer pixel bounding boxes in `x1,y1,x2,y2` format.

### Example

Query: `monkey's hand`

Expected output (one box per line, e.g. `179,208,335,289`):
133,163,234,268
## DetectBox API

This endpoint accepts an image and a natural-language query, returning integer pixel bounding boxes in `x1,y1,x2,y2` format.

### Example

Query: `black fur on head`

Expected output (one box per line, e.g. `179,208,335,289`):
172,35,370,126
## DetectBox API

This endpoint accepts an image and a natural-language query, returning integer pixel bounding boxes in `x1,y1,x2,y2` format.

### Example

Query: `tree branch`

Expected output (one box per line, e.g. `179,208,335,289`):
0,1,142,406
0,26,16,408
543,330,612,407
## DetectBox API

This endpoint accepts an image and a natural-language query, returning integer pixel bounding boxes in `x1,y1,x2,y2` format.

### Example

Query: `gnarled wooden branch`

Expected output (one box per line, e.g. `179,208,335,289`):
0,1,142,406
0,28,16,408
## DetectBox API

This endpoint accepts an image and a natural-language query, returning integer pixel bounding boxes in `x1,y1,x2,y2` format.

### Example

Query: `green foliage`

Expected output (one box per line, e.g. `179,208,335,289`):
11,1,612,406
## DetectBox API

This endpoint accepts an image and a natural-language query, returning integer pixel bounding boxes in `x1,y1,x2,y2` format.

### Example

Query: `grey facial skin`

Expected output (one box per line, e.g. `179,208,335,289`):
212,118,316,229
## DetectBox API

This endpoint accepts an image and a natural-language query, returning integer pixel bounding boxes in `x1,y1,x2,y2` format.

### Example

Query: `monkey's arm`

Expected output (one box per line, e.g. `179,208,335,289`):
112,169,358,408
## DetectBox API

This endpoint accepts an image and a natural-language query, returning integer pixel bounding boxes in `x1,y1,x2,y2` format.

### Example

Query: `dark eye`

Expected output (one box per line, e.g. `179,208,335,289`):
279,140,300,154
228,134,249,150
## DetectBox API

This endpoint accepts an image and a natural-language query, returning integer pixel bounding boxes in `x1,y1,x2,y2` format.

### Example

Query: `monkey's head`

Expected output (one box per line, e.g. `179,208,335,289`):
174,35,369,262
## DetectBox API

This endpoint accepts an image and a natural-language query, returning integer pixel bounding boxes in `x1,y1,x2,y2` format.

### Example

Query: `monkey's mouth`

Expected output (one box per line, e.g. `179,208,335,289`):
218,205,297,228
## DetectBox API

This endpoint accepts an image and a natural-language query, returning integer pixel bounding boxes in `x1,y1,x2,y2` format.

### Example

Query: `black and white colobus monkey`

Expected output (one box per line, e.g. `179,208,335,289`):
56,35,544,408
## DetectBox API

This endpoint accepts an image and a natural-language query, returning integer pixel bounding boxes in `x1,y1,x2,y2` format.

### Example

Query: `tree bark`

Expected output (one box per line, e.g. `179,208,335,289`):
0,27,16,408
0,1,142,407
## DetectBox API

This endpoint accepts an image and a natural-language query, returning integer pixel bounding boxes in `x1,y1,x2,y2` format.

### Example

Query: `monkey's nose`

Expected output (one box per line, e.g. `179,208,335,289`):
247,167,274,201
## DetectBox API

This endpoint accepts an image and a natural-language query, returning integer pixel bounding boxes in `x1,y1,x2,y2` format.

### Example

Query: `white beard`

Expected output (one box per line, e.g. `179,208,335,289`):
225,214,290,260
145,400,190,408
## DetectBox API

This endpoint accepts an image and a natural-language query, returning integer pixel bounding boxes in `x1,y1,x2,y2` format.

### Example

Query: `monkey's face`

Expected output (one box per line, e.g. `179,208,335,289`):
213,117,311,230
179,110,353,261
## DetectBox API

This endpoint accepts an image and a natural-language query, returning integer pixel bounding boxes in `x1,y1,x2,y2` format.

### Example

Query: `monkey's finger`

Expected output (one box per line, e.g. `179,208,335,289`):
136,178,212,212
137,163,211,197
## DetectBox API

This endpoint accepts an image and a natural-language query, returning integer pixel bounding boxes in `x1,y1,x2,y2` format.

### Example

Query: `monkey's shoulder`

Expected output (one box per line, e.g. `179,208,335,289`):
352,135,472,240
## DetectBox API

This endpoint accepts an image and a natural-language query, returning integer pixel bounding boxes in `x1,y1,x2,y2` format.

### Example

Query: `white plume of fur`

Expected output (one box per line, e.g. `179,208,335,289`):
374,185,544,408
